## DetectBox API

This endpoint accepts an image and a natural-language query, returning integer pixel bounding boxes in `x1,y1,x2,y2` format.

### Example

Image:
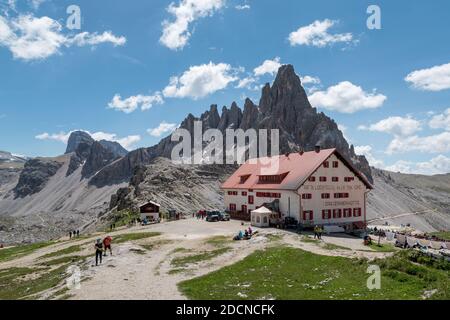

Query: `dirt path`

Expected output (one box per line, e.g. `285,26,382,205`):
1,219,393,300
69,233,269,300
367,209,436,223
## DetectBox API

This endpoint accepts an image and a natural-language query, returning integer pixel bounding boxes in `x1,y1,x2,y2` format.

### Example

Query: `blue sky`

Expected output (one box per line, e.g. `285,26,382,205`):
0,0,449,174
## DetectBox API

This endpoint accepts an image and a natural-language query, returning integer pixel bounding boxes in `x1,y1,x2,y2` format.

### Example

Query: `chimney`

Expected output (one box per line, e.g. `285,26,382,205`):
315,145,321,153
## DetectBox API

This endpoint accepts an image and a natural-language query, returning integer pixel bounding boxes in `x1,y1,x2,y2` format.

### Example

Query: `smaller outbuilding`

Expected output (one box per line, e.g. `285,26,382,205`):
139,201,160,222
251,206,273,228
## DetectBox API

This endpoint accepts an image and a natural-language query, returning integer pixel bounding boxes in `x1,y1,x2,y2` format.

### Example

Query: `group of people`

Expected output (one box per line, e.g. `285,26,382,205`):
94,236,113,266
69,230,80,239
234,227,253,241
314,225,324,240
196,210,207,220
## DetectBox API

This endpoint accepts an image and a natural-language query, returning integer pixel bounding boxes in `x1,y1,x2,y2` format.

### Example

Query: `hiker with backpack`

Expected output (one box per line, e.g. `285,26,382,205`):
94,239,104,266
103,236,113,257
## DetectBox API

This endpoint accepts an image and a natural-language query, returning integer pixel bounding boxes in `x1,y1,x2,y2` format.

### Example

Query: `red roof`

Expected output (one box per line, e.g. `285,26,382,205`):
221,148,373,191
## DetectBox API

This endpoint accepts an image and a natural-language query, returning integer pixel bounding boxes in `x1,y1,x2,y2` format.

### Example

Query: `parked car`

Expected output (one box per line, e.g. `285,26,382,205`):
284,217,298,229
219,212,231,221
206,211,220,222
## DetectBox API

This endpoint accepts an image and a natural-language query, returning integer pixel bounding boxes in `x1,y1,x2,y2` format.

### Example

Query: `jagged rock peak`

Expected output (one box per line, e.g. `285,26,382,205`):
259,64,311,115
98,140,128,158
65,131,94,154
200,104,221,129
272,64,302,89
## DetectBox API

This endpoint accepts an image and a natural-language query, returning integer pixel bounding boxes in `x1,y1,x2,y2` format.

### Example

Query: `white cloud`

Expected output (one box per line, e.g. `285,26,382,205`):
235,4,250,10
108,93,164,114
90,132,141,150
236,76,257,89
0,14,126,61
386,132,450,154
429,108,450,131
384,160,414,174
308,81,387,113
337,124,350,142
253,57,281,76
163,62,238,99
35,130,141,150
30,0,46,9
359,116,422,137
415,155,450,175
385,155,450,175
301,75,321,85
147,122,178,137
67,31,126,47
159,0,225,50
354,145,384,168
288,19,353,48
405,62,450,92
35,132,70,143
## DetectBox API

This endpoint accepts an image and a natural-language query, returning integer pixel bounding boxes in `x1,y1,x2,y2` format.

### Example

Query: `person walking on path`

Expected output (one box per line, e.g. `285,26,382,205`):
69,231,72,239
94,239,104,266
314,226,319,239
103,236,113,257
318,226,323,240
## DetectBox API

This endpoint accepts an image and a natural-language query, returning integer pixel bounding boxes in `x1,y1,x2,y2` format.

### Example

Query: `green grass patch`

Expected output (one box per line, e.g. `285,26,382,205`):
0,241,55,263
0,264,71,300
172,248,229,269
430,231,450,241
266,234,284,242
179,246,450,300
39,245,82,260
114,232,161,244
206,236,232,247
140,240,173,251
301,236,320,244
367,243,397,252
107,210,140,230
39,255,88,267
322,243,352,251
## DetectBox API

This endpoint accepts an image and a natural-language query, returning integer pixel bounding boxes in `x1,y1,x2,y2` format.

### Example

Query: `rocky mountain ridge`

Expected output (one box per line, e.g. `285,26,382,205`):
91,65,372,188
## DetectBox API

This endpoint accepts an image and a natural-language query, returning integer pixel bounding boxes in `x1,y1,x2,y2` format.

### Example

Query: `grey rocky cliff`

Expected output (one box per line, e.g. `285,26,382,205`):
107,158,236,214
81,141,122,178
65,131,94,155
65,131,128,177
13,158,63,198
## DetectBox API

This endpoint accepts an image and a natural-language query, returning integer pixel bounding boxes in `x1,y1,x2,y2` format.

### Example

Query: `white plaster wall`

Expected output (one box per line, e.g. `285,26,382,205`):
298,154,368,225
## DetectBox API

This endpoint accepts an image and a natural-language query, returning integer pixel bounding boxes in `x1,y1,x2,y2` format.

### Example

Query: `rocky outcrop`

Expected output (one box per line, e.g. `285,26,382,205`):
108,157,236,214
90,147,158,187
13,158,63,198
92,64,373,187
65,131,128,177
81,141,122,178
65,131,94,154
0,150,27,169
98,140,128,158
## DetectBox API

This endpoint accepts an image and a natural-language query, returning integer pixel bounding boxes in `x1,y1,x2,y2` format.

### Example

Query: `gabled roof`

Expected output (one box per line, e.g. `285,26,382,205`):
221,148,373,191
139,201,161,209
